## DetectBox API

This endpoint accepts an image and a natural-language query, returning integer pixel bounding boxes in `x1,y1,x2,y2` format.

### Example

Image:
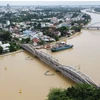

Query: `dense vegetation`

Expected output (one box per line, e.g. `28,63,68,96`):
0,6,91,54
8,42,20,52
0,30,21,54
0,46,3,54
47,83,100,100
0,6,85,23
0,30,12,41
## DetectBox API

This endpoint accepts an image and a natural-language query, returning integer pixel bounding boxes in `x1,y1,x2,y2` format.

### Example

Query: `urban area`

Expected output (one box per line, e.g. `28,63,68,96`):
0,2,100,100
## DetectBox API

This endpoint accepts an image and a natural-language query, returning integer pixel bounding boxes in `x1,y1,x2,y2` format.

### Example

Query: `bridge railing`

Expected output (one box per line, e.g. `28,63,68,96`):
20,44,99,88
61,65,98,87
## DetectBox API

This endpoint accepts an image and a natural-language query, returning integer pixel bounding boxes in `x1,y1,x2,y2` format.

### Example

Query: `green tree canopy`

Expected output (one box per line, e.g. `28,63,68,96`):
47,83,100,100
0,30,12,41
0,46,3,54
71,26,82,32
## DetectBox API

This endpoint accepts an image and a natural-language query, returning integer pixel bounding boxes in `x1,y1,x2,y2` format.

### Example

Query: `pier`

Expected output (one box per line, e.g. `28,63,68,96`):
20,44,99,88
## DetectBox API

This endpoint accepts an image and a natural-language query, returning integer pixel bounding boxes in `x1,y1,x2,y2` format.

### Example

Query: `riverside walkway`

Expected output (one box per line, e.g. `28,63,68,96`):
20,44,99,88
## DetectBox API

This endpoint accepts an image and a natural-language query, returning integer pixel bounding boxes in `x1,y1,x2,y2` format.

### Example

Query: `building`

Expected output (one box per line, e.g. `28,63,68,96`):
0,41,2,45
51,17,58,24
23,30,32,35
6,4,11,12
6,20,10,26
57,22,71,28
7,4,10,9
66,18,71,24
0,43,10,52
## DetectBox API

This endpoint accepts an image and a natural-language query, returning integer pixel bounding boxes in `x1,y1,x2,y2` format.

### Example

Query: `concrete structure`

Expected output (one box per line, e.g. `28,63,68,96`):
51,17,58,24
57,22,71,28
0,41,2,45
6,20,10,26
66,18,71,24
0,43,10,52
83,22,100,30
20,44,99,88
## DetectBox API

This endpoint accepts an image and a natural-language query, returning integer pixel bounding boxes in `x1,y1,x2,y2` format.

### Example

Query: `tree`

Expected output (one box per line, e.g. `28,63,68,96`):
59,20,63,24
8,42,20,52
71,26,82,32
37,23,41,29
39,39,45,45
47,83,100,100
26,38,30,43
0,30,12,41
47,88,68,100
0,46,3,54
9,44,16,52
21,38,26,43
57,26,69,36
54,35,59,41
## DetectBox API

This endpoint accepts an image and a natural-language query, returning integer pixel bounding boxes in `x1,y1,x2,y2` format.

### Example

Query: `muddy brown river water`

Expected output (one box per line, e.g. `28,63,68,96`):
0,10,100,100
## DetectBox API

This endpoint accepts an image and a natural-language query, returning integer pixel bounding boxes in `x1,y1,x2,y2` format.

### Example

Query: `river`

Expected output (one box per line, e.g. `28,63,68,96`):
0,10,100,100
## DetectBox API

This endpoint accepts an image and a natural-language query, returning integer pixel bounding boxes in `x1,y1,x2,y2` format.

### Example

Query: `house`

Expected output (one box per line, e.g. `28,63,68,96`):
40,35,55,42
0,41,2,45
53,31,61,36
51,17,58,24
58,18,64,23
0,23,3,29
67,30,75,36
19,34,29,39
32,37,40,46
0,43,10,52
23,30,32,35
29,31,43,40
37,31,43,37
41,23,46,28
66,18,71,24
57,22,71,28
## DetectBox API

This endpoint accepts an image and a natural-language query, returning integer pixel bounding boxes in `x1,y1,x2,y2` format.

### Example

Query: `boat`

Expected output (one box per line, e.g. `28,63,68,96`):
51,42,73,52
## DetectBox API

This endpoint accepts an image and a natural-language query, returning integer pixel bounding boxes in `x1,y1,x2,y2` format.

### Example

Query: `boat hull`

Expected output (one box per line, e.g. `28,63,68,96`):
51,44,73,52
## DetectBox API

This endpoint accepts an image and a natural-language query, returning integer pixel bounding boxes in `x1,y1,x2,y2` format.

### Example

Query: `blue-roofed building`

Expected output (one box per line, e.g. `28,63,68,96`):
23,30,32,35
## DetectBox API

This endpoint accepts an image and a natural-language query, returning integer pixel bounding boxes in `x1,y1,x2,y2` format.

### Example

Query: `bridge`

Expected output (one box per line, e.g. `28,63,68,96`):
83,22,100,30
20,44,99,88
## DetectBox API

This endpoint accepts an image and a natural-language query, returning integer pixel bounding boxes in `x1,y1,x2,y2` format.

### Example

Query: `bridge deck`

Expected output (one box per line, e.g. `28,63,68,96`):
20,44,99,88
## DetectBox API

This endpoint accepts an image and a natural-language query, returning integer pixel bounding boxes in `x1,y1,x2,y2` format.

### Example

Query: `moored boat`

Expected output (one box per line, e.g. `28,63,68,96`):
51,42,73,52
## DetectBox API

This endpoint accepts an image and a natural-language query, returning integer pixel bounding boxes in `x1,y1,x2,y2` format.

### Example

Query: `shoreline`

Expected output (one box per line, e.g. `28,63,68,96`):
34,32,81,50
0,32,81,55
0,49,23,57
67,32,81,39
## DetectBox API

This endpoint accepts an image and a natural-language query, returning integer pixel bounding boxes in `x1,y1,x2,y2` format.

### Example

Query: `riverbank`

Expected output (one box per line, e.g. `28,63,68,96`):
0,47,74,100
0,49,23,57
33,32,81,50
68,32,81,39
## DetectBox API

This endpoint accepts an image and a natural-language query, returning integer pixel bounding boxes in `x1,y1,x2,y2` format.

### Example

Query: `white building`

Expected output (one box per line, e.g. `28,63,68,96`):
51,17,58,24
0,23,3,28
6,20,10,26
0,43,10,52
57,22,71,28
41,23,46,28
66,18,71,24
0,41,2,45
